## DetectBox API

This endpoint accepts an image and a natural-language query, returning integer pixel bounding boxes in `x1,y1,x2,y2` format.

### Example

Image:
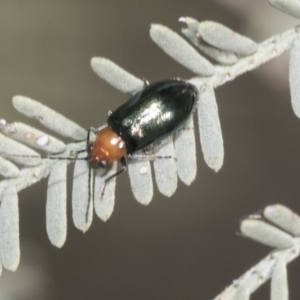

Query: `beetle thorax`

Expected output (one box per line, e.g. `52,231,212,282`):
89,126,126,168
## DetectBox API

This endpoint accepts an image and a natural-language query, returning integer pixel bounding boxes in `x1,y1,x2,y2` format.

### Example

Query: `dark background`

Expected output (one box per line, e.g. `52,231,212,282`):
0,1,300,299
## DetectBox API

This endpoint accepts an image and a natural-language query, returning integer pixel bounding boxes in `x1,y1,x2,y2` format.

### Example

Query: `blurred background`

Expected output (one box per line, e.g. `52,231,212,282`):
0,1,300,299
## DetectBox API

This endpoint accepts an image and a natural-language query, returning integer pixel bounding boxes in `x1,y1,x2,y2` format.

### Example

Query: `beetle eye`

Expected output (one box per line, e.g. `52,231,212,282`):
90,160,108,169
100,160,107,166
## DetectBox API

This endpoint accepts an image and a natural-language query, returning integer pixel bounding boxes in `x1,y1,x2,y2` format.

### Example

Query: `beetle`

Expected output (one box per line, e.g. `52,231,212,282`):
87,79,198,196
0,79,198,200
0,79,198,222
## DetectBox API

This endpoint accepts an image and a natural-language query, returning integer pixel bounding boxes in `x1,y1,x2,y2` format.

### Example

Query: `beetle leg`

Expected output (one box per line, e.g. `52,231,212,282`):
85,165,94,223
100,156,127,198
175,126,194,135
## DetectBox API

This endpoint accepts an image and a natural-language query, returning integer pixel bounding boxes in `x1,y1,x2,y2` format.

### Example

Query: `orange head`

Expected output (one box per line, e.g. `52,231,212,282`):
89,126,127,168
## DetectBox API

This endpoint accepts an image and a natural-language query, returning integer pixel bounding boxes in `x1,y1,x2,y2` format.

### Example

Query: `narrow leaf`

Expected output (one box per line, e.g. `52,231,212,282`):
241,219,295,249
0,186,20,271
12,96,87,141
180,17,238,65
128,160,153,205
289,38,300,117
197,87,224,171
91,57,144,95
0,156,20,178
198,21,258,56
0,133,41,166
150,24,215,76
1,121,66,153
46,161,67,248
153,138,177,197
174,117,197,185
264,204,300,236
269,0,300,19
94,162,117,222
72,159,93,232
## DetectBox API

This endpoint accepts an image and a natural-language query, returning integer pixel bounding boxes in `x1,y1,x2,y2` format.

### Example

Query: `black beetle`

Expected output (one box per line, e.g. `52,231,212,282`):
88,79,198,195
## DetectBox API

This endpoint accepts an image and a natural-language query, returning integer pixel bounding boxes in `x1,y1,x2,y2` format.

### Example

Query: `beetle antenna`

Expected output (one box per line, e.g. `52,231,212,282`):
0,153,89,161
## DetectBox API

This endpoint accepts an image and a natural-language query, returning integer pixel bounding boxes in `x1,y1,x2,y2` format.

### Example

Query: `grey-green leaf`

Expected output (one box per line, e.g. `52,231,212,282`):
153,137,177,197
269,0,300,19
1,122,66,153
94,162,117,222
198,21,258,56
0,156,20,178
264,204,300,236
0,186,20,271
46,161,67,248
180,17,238,65
12,96,86,141
289,38,300,117
174,117,197,185
72,159,93,232
128,160,153,205
150,24,215,76
197,86,224,172
91,57,144,95
0,133,41,167
241,219,295,249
